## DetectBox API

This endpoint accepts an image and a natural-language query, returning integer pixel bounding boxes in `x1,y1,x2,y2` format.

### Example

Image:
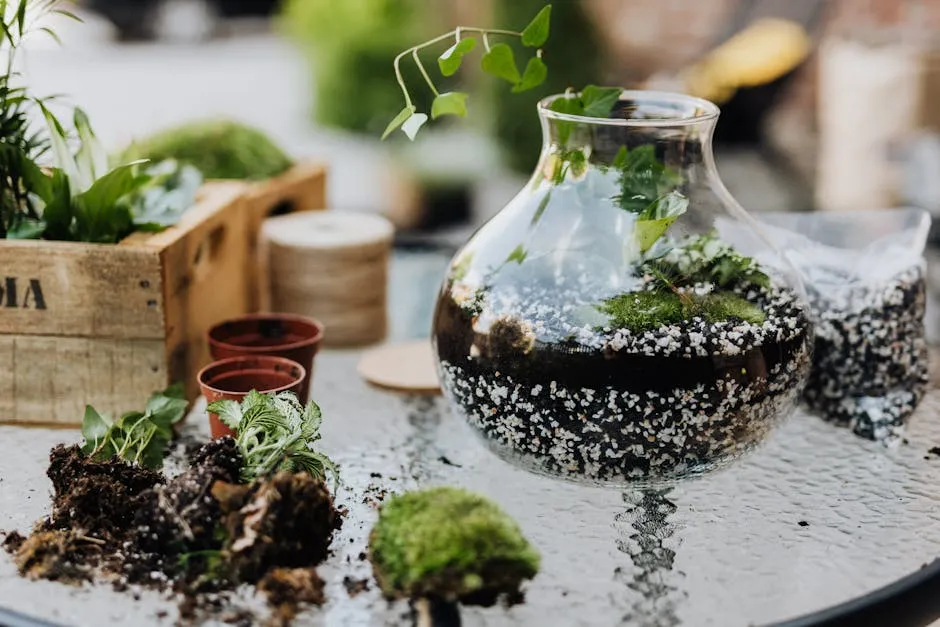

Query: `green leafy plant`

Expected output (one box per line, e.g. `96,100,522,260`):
0,0,78,239
383,5,552,140
128,159,204,232
81,384,190,469
207,390,339,486
0,1,200,243
368,486,540,602
119,119,294,181
611,144,689,253
648,232,770,291
37,107,151,242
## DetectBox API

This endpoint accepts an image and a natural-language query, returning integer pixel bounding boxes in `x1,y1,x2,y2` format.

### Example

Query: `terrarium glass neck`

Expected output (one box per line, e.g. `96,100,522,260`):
535,90,720,169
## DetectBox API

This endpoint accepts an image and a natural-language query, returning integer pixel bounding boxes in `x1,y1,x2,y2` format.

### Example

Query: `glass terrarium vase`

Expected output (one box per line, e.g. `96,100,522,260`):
432,90,815,486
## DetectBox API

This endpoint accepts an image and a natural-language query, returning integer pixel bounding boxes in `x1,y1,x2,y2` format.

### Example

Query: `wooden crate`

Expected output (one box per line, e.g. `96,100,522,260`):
0,182,253,426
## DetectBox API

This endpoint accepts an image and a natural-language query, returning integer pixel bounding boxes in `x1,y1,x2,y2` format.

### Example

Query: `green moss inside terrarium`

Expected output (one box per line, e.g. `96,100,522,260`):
598,291,765,333
368,487,540,603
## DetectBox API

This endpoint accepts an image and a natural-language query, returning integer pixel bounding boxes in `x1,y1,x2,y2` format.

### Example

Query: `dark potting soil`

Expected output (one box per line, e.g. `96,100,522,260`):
435,281,812,483
212,470,341,584
4,439,341,625
46,445,164,540
258,567,326,626
802,264,928,442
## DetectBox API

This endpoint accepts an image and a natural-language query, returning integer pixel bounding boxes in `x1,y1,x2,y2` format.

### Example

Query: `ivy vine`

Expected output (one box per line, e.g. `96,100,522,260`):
383,5,552,140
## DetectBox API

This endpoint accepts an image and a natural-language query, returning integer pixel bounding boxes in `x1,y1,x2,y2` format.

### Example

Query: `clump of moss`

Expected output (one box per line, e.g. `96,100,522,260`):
120,120,294,180
368,487,540,606
598,290,765,333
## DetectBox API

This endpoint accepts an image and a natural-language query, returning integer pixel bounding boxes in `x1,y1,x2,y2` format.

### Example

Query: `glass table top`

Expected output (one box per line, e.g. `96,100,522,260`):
0,247,938,627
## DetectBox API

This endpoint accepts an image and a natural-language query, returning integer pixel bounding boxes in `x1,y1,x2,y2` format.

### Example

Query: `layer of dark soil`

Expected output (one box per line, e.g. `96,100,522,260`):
435,287,812,482
435,288,809,394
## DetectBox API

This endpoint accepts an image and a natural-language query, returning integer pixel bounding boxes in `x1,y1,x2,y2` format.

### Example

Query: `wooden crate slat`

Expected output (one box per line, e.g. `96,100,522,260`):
0,240,164,339
159,182,253,400
0,335,166,425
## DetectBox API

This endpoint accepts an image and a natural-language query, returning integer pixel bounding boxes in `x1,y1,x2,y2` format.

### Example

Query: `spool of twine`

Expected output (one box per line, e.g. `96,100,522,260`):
261,211,394,347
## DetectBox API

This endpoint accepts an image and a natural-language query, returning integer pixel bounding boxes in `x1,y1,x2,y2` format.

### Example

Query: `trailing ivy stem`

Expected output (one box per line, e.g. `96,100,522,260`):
392,27,523,107
482,32,491,51
412,49,439,97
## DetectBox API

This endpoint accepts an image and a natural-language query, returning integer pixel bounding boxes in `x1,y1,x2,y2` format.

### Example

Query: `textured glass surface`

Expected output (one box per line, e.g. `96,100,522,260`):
1,348,940,627
0,251,937,626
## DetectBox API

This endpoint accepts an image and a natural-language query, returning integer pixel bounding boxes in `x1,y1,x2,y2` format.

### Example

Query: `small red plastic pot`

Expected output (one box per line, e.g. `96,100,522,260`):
197,355,306,439
207,313,324,405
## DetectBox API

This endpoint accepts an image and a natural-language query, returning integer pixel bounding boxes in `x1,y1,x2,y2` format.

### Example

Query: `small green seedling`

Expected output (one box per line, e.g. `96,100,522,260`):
208,390,339,486
81,383,189,469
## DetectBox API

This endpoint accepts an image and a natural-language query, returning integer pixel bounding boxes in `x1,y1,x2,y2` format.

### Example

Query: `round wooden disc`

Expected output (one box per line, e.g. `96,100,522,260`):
357,340,441,393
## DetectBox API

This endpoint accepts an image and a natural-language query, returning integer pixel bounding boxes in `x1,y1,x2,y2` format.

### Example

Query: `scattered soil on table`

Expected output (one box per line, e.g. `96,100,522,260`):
3,438,340,625
258,567,326,626
342,575,370,597
12,530,95,583
1,530,25,553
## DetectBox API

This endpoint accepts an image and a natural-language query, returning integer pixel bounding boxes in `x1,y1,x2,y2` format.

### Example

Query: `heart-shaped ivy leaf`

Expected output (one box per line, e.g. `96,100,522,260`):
438,37,476,77
401,113,429,140
382,105,417,140
481,43,521,84
513,56,548,93
521,5,551,47
431,92,469,119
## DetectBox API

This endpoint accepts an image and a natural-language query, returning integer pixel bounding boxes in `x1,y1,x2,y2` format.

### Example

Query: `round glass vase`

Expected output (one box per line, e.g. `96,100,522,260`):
432,90,814,487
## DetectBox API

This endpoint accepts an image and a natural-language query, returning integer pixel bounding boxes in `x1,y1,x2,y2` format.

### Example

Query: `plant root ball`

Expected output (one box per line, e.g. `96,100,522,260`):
213,471,340,583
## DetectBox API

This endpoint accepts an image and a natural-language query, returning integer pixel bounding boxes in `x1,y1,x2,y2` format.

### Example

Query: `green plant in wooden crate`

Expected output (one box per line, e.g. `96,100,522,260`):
119,119,294,181
37,107,203,243
0,0,202,242
0,0,78,239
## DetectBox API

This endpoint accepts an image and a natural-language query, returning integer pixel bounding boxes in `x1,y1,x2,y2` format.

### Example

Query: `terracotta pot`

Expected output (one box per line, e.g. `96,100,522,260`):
197,355,306,439
207,313,324,404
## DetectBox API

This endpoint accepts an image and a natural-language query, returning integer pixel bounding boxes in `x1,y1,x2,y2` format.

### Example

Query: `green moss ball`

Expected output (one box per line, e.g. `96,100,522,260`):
368,487,540,604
